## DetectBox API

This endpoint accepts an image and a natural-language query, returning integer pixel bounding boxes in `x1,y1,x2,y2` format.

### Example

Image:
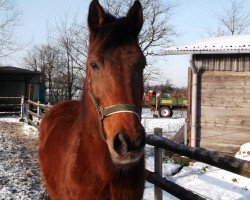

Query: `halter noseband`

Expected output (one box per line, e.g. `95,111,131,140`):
88,85,141,142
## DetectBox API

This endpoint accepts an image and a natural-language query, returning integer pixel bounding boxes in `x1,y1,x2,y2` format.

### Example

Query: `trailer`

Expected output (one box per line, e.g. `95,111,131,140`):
145,91,188,118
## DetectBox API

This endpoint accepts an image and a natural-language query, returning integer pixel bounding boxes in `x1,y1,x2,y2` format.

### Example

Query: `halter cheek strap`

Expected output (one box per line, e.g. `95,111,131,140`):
88,90,141,141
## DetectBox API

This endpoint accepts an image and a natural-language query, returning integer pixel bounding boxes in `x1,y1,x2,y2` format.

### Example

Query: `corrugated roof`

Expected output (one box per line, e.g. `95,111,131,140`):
164,34,250,55
0,66,40,74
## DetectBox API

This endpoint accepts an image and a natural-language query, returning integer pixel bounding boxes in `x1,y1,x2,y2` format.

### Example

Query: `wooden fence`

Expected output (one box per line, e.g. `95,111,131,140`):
0,96,25,121
11,100,249,199
147,128,250,200
27,99,52,128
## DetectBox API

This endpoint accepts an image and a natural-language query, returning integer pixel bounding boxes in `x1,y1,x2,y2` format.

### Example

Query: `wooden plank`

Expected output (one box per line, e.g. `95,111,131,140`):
200,141,242,155
0,97,22,99
200,90,250,96
0,104,21,107
200,128,250,141
28,110,42,119
0,111,21,114
27,99,52,110
201,72,250,86
200,106,250,113
199,100,250,108
199,127,250,153
200,99,250,105
201,116,250,124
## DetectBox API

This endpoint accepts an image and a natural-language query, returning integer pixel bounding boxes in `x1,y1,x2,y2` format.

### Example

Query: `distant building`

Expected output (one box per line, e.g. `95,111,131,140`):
164,34,250,154
0,66,41,102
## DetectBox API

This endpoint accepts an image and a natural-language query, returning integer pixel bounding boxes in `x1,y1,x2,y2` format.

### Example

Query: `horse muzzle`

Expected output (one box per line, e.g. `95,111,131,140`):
108,130,146,165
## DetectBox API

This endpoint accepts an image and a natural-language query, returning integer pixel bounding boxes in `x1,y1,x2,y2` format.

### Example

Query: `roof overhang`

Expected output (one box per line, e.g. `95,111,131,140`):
163,34,250,55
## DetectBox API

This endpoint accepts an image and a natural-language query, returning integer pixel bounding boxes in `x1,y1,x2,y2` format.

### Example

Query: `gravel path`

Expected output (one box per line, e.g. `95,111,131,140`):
0,121,44,200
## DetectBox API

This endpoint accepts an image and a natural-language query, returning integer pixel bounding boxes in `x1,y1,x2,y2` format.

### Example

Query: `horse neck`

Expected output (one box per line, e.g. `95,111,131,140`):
81,84,100,139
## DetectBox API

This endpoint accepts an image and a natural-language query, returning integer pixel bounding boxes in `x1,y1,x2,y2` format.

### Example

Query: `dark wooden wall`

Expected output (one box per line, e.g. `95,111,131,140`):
0,73,40,100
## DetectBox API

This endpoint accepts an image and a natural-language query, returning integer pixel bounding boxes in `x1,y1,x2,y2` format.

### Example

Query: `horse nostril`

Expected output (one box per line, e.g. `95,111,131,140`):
113,131,146,155
113,133,127,155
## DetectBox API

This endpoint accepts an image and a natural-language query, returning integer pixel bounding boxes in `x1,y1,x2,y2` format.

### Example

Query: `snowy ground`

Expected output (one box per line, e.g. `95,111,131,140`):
0,114,250,200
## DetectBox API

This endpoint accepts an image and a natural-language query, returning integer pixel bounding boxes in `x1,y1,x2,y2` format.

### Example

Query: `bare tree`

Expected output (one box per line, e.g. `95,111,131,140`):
24,14,87,102
0,0,21,58
24,44,60,102
207,0,250,36
55,14,88,100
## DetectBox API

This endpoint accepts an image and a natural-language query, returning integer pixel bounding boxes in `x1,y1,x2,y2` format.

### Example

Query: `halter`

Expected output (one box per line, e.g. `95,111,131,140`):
88,78,141,141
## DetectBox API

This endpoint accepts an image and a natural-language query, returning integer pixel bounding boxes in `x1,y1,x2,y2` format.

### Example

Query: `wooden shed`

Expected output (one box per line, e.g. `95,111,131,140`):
165,34,250,154
0,66,41,103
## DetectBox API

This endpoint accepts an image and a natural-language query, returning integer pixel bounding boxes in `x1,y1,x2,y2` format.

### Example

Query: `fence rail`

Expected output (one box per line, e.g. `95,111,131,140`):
0,97,22,99
146,128,250,200
0,96,25,121
27,99,51,128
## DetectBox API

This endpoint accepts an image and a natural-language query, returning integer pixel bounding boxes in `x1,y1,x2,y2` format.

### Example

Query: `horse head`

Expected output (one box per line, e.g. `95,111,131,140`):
86,0,146,165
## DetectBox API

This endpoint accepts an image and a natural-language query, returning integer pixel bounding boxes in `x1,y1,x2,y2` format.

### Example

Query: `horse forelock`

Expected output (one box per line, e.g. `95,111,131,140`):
89,13,139,57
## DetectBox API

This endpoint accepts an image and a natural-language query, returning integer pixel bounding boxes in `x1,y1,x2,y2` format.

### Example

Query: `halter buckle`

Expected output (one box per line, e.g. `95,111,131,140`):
98,107,105,120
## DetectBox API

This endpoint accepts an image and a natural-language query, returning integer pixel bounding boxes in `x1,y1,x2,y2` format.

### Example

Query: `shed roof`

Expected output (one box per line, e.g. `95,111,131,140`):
164,34,250,55
0,66,40,74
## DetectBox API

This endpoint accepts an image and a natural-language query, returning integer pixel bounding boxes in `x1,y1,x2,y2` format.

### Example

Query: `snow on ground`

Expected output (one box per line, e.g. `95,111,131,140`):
235,143,250,161
171,161,250,200
141,109,186,137
0,115,250,200
0,117,43,199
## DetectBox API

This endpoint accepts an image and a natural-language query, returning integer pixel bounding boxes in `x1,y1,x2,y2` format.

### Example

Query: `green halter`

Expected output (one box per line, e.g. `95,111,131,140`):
88,90,141,141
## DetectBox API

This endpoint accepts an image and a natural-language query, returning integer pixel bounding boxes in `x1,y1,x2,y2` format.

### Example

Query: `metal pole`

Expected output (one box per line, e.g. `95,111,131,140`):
154,128,162,200
190,55,198,147
184,121,188,145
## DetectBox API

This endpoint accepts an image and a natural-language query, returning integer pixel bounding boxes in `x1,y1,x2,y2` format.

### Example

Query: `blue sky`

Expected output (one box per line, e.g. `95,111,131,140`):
4,0,250,87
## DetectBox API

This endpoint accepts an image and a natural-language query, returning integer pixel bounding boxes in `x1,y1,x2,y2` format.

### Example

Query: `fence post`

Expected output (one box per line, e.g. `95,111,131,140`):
37,100,41,126
19,95,25,122
154,128,163,200
37,101,41,115
28,84,34,124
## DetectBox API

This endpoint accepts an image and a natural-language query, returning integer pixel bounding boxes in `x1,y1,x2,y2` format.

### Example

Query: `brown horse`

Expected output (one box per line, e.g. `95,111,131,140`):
39,0,146,199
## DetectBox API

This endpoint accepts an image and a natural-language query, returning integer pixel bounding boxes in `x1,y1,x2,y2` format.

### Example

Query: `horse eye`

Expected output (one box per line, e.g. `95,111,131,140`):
90,61,99,70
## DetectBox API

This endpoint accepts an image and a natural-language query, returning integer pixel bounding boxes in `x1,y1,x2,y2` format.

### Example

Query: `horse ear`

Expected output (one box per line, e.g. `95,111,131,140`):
126,0,143,37
88,0,105,33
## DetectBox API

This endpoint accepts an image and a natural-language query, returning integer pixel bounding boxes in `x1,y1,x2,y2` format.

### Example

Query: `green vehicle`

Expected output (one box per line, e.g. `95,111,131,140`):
145,91,188,118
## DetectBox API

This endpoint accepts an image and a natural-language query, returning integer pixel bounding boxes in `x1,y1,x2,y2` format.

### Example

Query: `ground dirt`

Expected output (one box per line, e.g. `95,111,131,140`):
0,121,44,200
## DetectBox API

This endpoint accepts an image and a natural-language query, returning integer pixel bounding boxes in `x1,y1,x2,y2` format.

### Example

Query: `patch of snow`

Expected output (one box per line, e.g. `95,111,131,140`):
22,122,39,138
235,143,250,161
142,117,185,136
146,156,182,177
170,162,250,200
165,34,250,53
0,116,20,123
